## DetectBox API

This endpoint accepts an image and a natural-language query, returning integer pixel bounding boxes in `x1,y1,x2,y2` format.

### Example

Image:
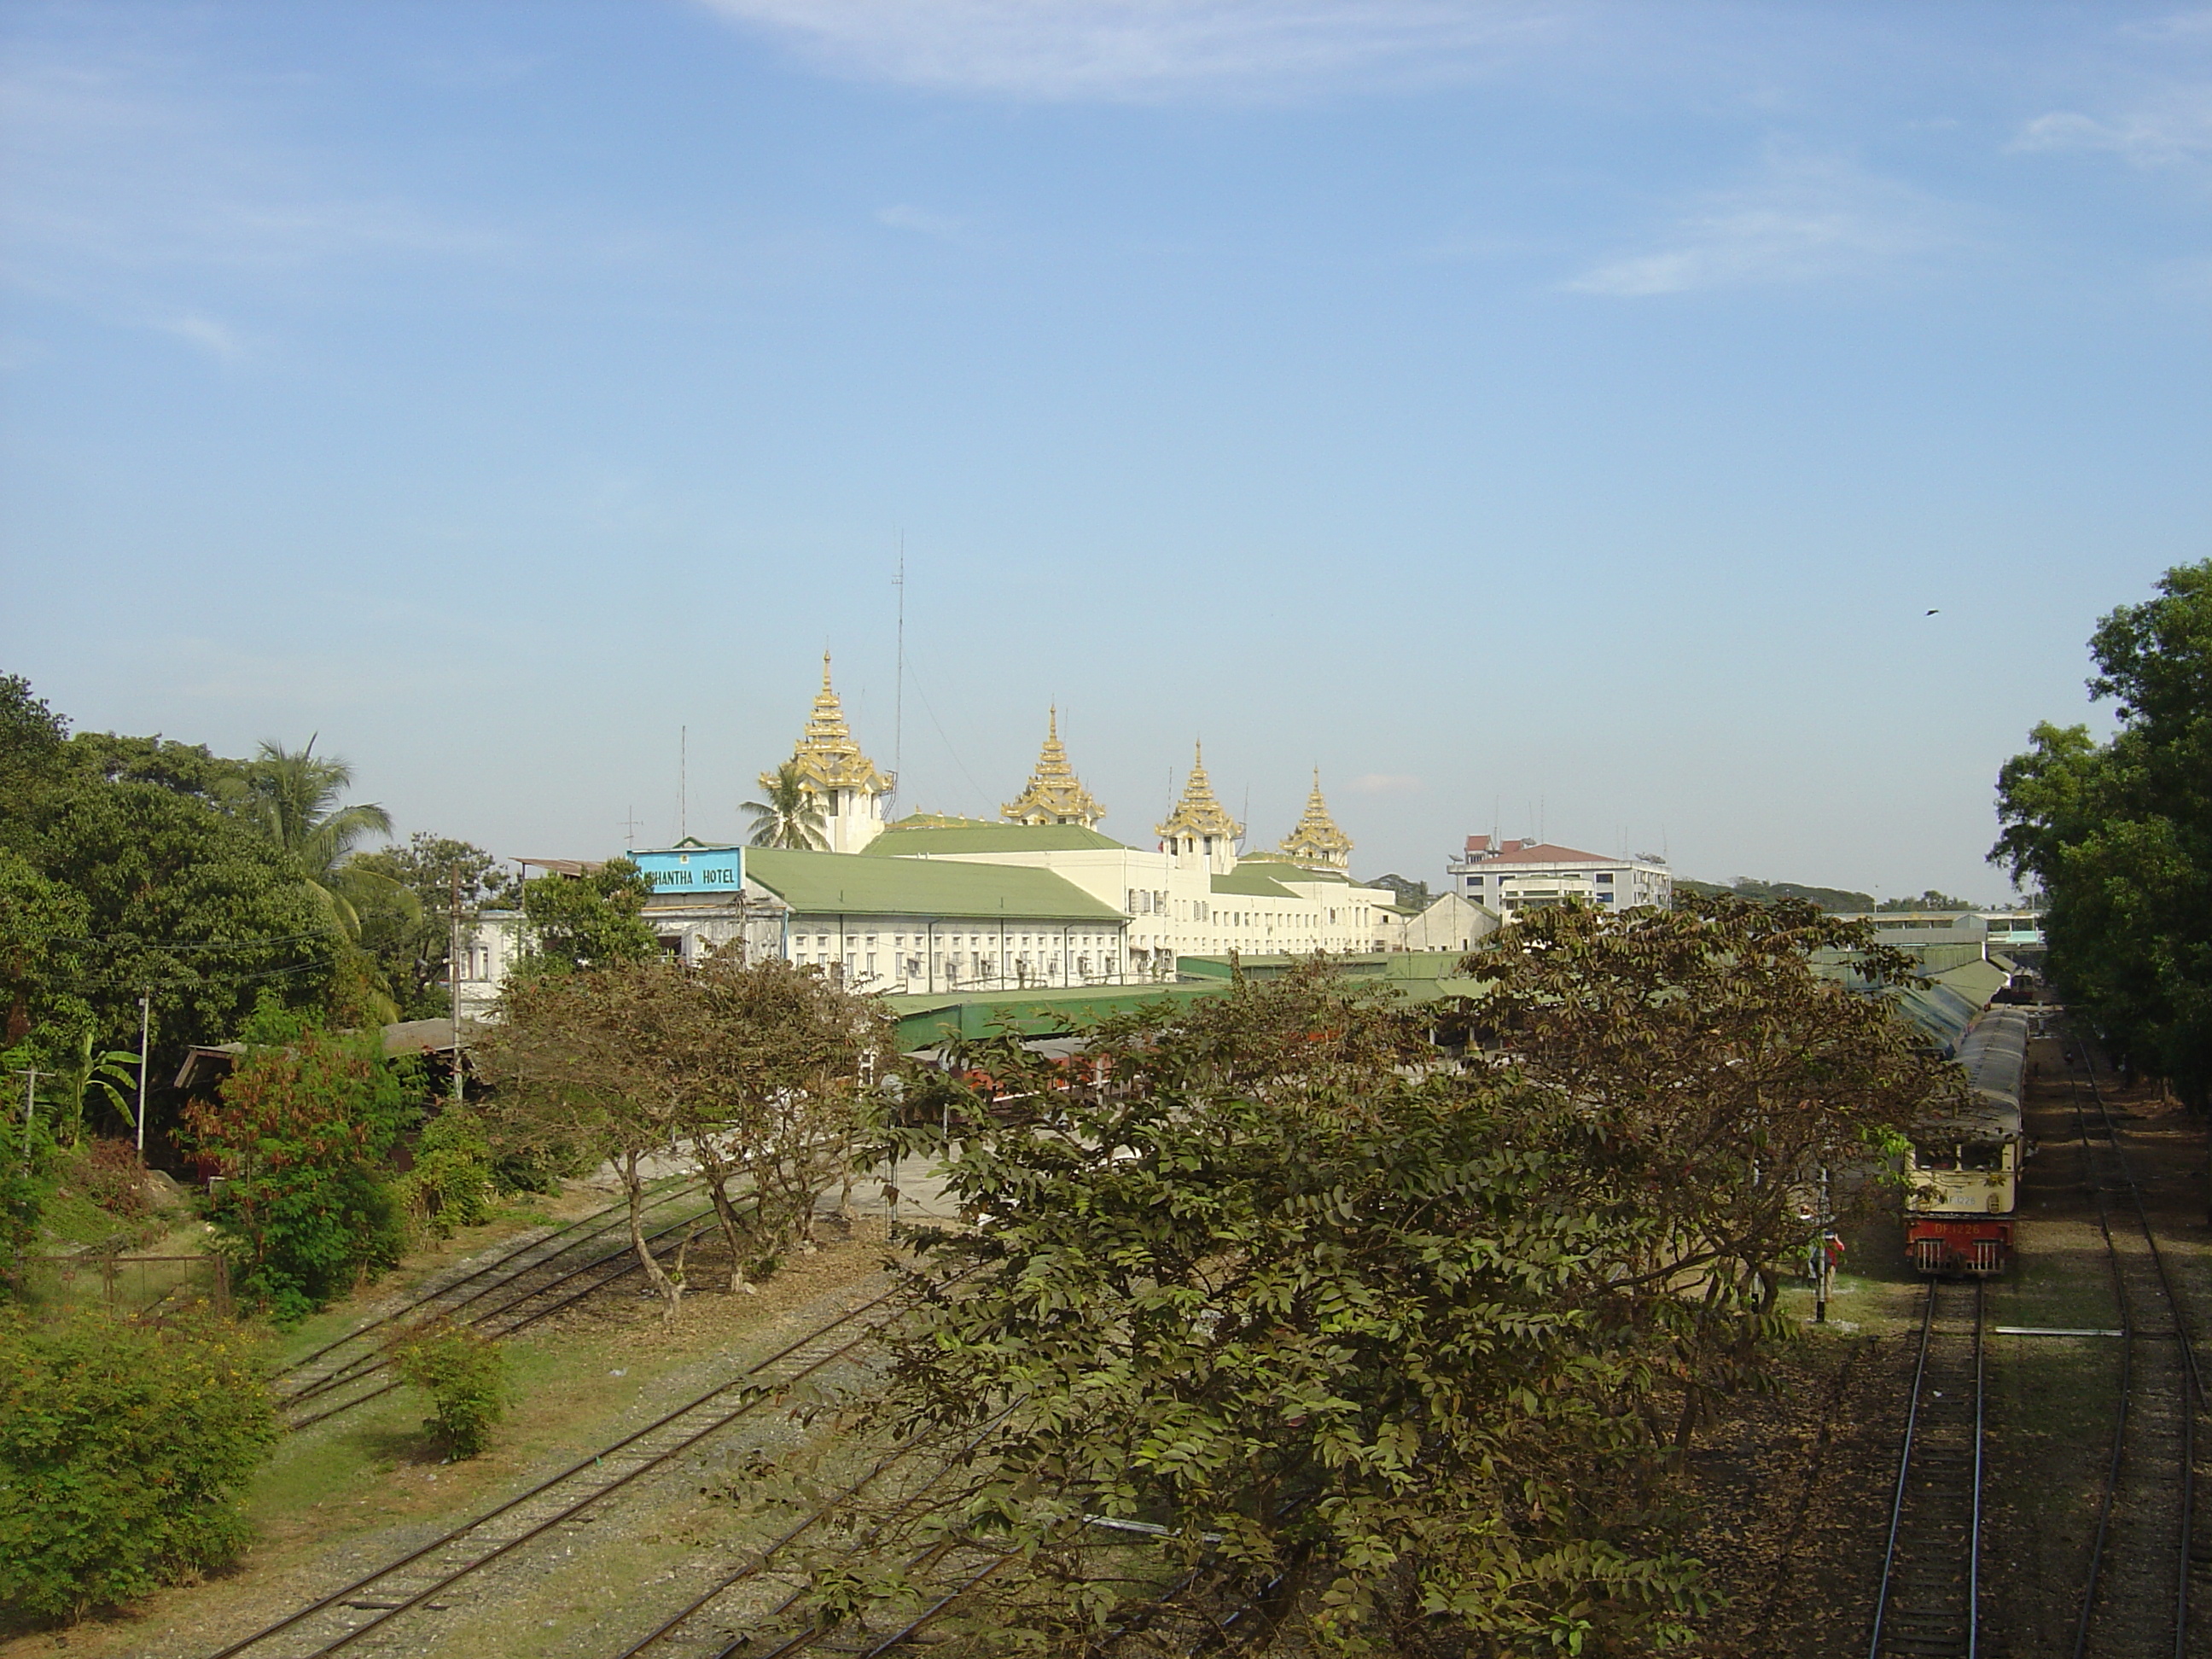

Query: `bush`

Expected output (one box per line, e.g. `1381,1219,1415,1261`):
0,1308,275,1621
55,1139,155,1223
397,1108,496,1237
183,1027,414,1324
393,1321,507,1458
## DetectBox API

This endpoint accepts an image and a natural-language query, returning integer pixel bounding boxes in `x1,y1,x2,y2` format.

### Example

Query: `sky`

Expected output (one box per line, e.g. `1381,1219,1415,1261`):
3,2,2208,905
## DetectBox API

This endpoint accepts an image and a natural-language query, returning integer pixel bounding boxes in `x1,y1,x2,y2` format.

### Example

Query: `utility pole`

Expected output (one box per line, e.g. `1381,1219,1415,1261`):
136,992,151,1154
450,863,464,1106
15,1068,41,1164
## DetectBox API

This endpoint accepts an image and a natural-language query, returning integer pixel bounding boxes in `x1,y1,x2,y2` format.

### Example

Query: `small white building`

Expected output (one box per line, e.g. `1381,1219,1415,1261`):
1381,891,1502,954
1447,836,1672,915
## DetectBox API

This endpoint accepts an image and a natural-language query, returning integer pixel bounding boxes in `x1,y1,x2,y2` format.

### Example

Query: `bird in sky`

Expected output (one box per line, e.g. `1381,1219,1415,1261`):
1925,608,1941,615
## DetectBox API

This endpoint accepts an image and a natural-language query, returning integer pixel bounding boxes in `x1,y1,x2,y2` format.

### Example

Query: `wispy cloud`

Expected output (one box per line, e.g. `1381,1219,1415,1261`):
0,47,516,352
1567,151,1965,297
694,0,1578,102
2012,92,2212,168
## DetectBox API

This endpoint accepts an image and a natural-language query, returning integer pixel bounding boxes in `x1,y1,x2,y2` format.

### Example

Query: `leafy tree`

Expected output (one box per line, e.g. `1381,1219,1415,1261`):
517,858,656,975
61,731,247,800
45,1028,141,1150
1447,897,1960,1445
183,1022,415,1323
744,760,830,851
1674,876,1877,912
27,782,338,1128
352,834,519,1016
0,1307,275,1622
1994,560,2212,1106
0,846,89,1048
230,737,405,944
1366,872,1432,913
822,970,1714,1654
1874,889,1975,912
474,965,690,1318
0,675,69,842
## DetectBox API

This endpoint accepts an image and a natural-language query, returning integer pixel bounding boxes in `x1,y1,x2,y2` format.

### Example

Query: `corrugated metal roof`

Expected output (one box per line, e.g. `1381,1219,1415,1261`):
1235,855,1350,883
747,847,1122,921
860,818,1128,856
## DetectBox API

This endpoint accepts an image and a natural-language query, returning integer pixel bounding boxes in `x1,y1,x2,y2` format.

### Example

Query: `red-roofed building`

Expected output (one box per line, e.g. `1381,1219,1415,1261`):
1447,835,1671,915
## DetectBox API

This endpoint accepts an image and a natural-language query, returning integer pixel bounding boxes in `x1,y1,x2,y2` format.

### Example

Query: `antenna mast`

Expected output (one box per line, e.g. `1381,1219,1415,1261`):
893,537,905,804
679,725,687,841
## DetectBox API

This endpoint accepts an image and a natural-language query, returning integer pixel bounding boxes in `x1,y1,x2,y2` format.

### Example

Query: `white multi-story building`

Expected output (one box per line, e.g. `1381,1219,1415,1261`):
1446,836,1672,915
455,666,1410,1010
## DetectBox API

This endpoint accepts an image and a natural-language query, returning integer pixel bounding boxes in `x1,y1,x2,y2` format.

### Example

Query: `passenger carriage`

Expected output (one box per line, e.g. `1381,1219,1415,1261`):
1903,1007,2029,1275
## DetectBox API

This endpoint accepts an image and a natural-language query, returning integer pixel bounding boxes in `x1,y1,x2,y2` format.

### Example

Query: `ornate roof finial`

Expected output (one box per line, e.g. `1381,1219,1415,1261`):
1003,707,1105,827
1155,740,1241,844
1278,768,1353,870
764,653,890,800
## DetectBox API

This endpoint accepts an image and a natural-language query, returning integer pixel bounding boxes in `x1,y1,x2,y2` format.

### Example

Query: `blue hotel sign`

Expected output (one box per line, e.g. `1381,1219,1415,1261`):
632,844,744,895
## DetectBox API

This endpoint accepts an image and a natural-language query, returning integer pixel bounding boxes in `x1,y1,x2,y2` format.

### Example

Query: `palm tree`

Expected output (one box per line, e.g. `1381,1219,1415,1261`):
743,762,830,851
233,738,411,940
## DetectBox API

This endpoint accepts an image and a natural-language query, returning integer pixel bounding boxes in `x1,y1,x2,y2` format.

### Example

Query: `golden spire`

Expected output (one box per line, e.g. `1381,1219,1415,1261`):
1002,707,1106,827
1278,767,1353,870
763,652,890,798
1155,741,1242,845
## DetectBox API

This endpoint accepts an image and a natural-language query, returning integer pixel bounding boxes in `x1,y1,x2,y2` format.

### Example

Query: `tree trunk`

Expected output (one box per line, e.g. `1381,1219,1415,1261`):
622,1149,683,1320
694,1137,755,1295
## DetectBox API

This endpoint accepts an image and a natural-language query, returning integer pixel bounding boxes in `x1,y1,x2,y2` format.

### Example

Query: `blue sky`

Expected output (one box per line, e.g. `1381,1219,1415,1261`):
3,2,2208,902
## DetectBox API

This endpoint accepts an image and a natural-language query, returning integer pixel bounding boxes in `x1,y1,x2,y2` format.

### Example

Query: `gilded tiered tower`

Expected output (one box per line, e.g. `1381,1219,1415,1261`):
1276,770,1353,872
1155,742,1243,871
1002,708,1106,828
762,655,892,853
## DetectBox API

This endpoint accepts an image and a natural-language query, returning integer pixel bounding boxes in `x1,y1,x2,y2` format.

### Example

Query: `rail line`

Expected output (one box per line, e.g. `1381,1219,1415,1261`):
269,1176,704,1395
2064,1033,2207,1659
279,1190,742,1432
1867,1275,1985,1659
203,1277,899,1659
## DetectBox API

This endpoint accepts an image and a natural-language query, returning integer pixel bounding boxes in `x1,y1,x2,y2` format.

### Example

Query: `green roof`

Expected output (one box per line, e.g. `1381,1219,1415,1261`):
745,847,1121,922
862,817,1128,856
1176,951,1489,1001
887,982,1227,1049
1211,869,1295,898
1236,856,1349,883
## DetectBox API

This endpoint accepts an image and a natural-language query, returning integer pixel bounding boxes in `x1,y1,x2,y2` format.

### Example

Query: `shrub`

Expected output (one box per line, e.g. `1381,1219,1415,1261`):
393,1321,507,1458
55,1139,155,1223
0,1308,275,1621
397,1108,495,1237
183,1027,414,1324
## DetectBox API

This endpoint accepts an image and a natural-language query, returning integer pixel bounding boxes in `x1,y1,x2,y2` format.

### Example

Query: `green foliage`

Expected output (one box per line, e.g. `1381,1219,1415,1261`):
352,834,519,1017
483,955,882,1296
516,858,656,975
52,1139,157,1227
0,675,69,837
61,731,247,800
26,778,339,1091
0,1307,276,1621
397,1107,496,1237
1994,559,2212,1106
0,847,91,1051
183,1027,415,1324
392,1320,507,1458
1366,871,1431,913
1674,876,1877,911
1874,890,1974,912
743,760,830,851
824,917,1959,1653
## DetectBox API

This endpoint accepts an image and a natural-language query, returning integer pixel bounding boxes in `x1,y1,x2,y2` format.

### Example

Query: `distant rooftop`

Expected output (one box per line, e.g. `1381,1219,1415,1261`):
863,813,1128,856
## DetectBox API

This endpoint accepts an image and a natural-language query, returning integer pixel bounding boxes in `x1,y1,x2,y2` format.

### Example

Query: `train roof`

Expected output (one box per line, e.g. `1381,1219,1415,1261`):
1914,1007,2029,1144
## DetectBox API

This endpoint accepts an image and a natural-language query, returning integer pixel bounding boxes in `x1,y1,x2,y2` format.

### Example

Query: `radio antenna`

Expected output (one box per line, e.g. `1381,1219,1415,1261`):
893,535,905,804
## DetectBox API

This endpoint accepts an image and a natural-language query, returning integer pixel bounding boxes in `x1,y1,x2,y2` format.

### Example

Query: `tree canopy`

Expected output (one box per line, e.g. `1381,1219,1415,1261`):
516,859,657,975
1994,558,2212,1104
803,907,1956,1655
744,760,830,851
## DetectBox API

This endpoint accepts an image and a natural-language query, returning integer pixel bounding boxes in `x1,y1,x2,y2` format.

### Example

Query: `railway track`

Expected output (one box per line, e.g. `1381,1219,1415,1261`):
2064,1038,2209,1659
275,1180,728,1431
202,1275,899,1659
1867,1275,1985,1659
